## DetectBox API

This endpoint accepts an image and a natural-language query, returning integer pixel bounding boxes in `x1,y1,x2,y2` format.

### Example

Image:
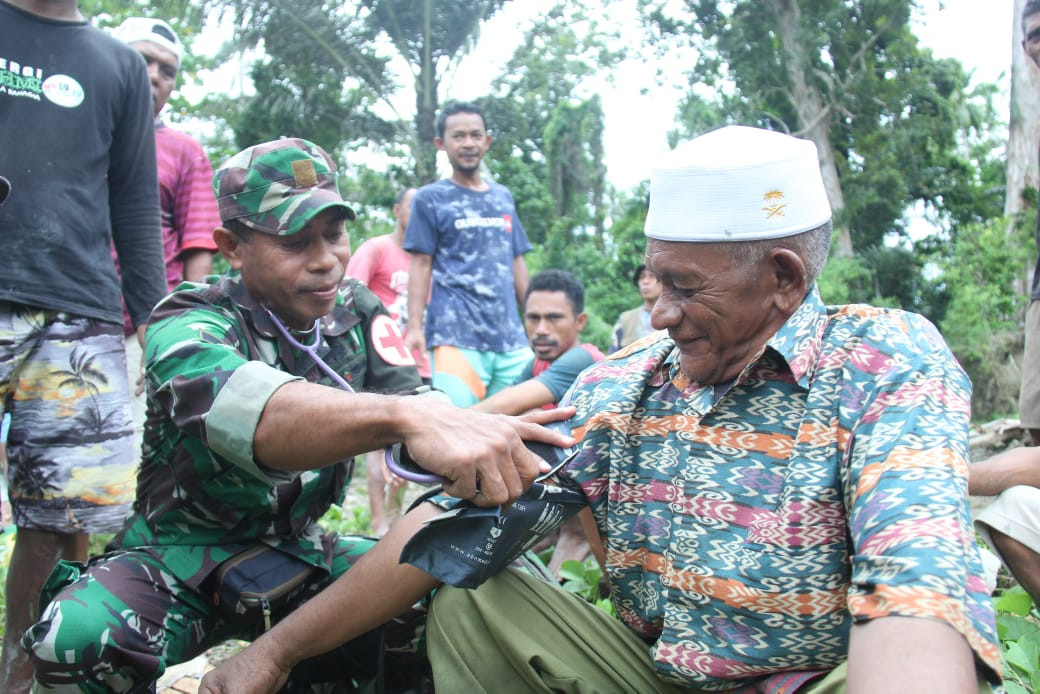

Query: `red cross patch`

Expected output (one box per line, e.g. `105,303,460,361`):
371,314,416,366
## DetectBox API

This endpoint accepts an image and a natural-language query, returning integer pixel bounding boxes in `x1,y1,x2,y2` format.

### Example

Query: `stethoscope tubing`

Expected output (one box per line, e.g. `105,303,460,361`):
264,309,443,484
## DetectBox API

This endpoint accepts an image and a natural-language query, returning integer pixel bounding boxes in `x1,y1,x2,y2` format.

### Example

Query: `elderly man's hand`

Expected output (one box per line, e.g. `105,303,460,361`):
400,402,575,507
198,640,290,694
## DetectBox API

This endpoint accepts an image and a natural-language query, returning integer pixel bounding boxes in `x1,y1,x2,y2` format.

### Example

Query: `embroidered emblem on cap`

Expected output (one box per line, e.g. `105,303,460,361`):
292,159,319,188
644,126,831,242
762,190,786,219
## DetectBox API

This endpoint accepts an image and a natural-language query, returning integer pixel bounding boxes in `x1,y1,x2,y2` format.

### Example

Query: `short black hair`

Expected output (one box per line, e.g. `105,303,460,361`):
1025,0,1040,31
631,264,650,287
436,100,487,140
526,269,585,314
224,218,253,241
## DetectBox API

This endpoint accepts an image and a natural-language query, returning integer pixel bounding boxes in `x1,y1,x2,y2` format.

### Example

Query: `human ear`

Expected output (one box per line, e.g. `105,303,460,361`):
767,248,809,314
213,227,244,271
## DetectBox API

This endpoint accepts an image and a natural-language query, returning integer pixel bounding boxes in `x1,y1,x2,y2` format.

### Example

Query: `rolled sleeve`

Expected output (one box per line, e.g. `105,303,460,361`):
206,360,301,482
841,324,1000,677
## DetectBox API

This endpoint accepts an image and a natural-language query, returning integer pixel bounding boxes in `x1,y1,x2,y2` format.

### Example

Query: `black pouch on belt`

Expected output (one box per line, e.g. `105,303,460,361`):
208,544,319,631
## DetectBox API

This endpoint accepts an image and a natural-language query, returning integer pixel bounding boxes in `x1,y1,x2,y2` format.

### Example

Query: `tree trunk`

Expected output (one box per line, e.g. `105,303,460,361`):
413,0,438,183
1008,0,1040,296
768,0,854,257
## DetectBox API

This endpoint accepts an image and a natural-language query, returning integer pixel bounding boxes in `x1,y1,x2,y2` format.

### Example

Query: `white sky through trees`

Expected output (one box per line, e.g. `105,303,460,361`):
184,0,1012,191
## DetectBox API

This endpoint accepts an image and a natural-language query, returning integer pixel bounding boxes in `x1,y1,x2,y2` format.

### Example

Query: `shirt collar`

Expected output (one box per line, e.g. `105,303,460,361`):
763,284,828,389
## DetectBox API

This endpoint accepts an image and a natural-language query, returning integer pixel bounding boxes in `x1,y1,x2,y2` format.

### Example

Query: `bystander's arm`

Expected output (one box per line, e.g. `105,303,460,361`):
969,446,1040,497
513,255,529,304
181,249,214,283
405,252,433,355
473,379,554,415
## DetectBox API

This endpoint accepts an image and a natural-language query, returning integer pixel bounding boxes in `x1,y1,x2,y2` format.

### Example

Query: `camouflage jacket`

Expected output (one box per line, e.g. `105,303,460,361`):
112,273,422,588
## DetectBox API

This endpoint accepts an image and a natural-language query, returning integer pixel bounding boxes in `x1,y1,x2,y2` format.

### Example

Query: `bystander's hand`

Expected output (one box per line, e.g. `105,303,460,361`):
403,328,425,360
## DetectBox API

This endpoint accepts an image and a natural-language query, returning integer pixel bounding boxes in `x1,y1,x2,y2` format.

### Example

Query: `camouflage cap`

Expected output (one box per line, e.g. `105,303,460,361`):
213,137,356,236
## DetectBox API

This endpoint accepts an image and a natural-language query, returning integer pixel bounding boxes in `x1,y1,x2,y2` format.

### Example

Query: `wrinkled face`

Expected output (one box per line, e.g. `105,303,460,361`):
229,208,351,330
637,268,662,304
132,40,178,116
646,238,781,385
1025,12,1040,69
394,188,416,231
436,112,490,175
524,290,586,362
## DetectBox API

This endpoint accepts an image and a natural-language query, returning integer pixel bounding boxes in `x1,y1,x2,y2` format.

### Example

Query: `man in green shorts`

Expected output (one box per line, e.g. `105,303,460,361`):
21,137,570,692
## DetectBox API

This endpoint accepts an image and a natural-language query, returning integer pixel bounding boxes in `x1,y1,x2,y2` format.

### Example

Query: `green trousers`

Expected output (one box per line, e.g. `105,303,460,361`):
427,568,994,694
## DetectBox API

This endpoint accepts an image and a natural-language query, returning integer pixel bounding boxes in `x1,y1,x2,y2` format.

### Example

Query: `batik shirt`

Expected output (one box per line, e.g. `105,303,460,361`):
113,273,422,588
403,179,531,352
562,286,1000,691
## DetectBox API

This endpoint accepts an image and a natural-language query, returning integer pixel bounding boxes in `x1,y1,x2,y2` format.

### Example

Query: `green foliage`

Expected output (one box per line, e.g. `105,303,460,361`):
208,0,509,183
0,532,12,636
482,2,622,248
318,504,374,538
641,0,1005,257
557,557,616,616
939,216,1032,419
994,587,1040,694
817,255,875,306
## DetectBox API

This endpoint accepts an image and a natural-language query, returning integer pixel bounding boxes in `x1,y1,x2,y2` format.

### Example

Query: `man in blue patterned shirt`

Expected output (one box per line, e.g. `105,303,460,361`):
404,100,533,408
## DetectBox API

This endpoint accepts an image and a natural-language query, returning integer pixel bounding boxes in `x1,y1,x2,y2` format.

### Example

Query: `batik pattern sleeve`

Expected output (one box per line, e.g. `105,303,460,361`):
837,307,1000,675
558,290,1000,690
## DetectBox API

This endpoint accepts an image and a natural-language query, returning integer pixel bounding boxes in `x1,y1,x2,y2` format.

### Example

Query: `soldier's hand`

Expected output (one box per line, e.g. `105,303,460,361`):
399,401,574,507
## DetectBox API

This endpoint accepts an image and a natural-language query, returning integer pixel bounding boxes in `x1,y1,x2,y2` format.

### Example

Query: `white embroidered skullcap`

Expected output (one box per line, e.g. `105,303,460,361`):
645,126,832,242
114,17,184,64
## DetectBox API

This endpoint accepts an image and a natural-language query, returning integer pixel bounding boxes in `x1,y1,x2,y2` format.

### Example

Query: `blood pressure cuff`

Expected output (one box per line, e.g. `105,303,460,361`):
399,480,586,589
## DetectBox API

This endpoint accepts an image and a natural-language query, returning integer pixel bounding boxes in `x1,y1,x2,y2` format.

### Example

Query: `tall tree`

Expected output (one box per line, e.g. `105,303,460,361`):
482,2,621,246
208,0,508,183
1009,0,1040,295
640,0,999,258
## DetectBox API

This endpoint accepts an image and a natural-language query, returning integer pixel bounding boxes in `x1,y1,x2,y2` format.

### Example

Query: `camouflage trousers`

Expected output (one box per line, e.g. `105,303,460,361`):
23,536,430,693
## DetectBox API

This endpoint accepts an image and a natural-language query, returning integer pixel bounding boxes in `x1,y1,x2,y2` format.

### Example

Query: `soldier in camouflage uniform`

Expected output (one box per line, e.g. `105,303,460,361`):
21,138,569,692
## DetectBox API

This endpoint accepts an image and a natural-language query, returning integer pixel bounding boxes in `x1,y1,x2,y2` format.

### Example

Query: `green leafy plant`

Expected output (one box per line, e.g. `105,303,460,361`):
994,586,1040,693
318,504,374,538
557,557,615,616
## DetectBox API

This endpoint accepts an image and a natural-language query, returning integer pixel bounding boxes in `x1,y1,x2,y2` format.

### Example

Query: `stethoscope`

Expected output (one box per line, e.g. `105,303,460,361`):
265,308,443,484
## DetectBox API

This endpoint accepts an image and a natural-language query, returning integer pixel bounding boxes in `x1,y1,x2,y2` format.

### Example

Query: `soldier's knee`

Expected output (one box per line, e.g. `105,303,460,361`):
23,600,111,684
